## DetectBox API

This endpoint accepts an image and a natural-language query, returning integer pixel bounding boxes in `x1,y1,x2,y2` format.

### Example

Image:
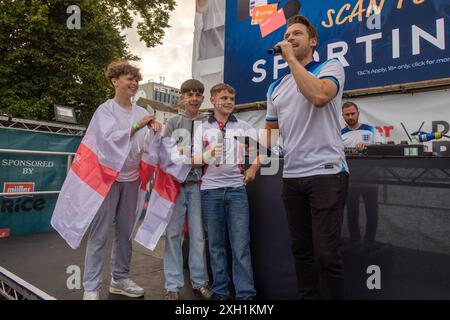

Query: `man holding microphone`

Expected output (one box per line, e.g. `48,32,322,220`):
262,15,348,299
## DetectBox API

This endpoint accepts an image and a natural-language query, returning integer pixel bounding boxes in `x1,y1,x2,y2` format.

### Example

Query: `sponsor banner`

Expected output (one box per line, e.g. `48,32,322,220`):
225,0,450,104
0,128,82,236
3,182,35,198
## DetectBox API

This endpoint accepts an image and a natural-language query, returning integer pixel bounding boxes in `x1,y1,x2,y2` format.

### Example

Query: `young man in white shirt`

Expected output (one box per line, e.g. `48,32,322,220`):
192,83,258,300
82,61,161,300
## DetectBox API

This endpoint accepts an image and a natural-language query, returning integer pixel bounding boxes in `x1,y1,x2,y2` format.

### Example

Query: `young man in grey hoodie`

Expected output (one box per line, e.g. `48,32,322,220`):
162,79,212,300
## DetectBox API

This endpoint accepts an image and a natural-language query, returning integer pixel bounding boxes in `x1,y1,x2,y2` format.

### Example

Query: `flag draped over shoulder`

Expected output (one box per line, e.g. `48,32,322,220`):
51,102,149,249
129,145,157,239
134,134,191,251
52,102,190,251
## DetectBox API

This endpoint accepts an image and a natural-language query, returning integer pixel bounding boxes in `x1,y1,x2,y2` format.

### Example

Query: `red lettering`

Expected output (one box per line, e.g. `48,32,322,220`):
383,126,394,138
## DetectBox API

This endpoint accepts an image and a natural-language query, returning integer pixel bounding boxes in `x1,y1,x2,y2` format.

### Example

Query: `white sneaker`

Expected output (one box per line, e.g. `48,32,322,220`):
83,291,100,300
109,278,144,298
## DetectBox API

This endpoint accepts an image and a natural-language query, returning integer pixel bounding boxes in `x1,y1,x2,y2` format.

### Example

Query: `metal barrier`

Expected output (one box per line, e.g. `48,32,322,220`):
0,115,86,136
0,266,56,300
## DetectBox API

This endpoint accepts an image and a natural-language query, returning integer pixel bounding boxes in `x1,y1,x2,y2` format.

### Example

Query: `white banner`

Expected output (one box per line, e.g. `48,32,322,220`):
193,0,226,107
234,89,450,156
343,89,450,155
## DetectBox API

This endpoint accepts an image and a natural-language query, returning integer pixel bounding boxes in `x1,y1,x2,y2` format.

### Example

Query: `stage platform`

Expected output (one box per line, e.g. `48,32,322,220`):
0,230,198,300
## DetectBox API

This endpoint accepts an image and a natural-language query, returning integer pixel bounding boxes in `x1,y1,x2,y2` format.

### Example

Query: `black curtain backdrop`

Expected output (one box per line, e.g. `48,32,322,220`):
246,157,450,299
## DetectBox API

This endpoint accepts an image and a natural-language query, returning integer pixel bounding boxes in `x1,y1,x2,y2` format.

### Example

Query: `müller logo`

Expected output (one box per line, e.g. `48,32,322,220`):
3,182,35,198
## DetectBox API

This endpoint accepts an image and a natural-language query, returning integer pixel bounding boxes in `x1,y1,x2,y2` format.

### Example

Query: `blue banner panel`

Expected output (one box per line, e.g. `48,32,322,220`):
0,129,82,236
225,0,450,104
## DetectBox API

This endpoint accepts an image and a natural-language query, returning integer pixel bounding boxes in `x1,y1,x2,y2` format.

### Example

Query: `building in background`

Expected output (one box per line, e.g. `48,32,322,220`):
134,80,182,107
133,81,182,127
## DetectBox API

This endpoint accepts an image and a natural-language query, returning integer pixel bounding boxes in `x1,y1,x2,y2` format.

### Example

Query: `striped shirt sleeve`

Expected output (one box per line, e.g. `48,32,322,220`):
317,59,345,95
265,79,282,122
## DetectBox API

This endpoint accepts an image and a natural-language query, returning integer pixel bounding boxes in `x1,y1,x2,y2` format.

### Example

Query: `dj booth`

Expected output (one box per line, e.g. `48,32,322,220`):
247,156,450,299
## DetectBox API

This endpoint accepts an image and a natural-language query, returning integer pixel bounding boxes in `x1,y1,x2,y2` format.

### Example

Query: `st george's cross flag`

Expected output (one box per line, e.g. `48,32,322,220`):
51,101,190,251
134,134,191,251
51,101,153,249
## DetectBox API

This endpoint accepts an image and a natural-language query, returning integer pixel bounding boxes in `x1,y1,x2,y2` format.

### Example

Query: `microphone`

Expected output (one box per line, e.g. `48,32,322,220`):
267,46,281,55
266,0,302,55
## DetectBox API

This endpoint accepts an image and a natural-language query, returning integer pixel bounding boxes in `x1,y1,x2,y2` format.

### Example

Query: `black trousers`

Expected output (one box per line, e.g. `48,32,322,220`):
282,172,349,300
346,185,379,242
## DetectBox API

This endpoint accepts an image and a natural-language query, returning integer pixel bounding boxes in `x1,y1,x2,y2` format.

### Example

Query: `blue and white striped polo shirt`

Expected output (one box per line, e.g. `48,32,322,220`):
266,59,348,178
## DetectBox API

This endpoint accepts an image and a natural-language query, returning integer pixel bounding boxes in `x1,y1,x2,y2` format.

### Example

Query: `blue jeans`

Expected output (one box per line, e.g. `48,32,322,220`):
164,182,209,292
201,186,256,299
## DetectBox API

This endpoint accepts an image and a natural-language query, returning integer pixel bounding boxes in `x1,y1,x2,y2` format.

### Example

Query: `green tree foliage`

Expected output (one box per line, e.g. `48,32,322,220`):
0,0,175,124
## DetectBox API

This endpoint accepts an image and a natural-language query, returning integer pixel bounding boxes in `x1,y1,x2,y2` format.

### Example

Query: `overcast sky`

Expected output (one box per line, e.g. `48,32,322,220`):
123,1,196,89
